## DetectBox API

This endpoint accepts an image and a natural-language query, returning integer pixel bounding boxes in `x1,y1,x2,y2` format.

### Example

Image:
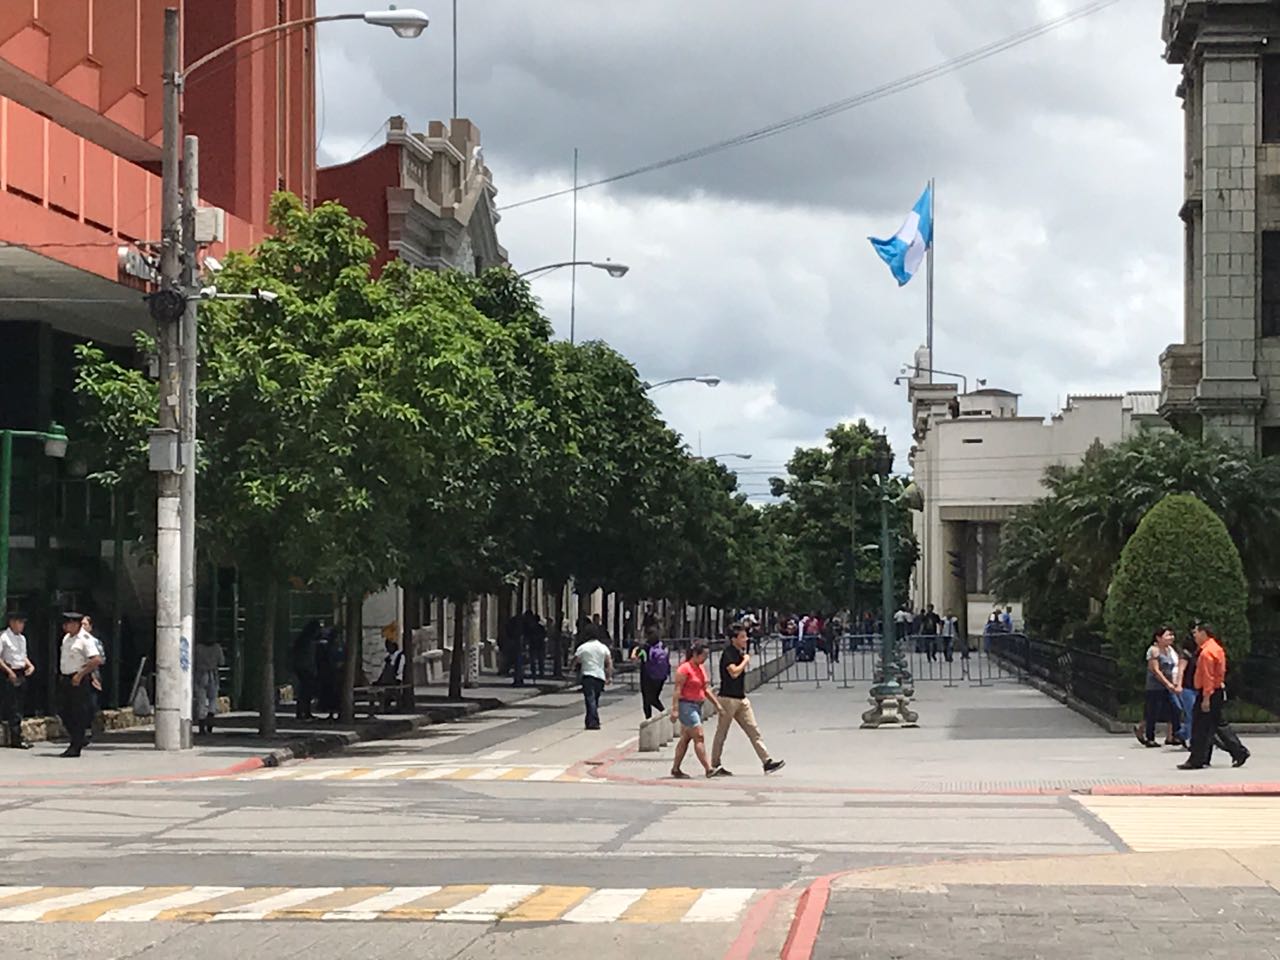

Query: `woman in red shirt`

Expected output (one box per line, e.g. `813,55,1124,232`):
670,643,723,779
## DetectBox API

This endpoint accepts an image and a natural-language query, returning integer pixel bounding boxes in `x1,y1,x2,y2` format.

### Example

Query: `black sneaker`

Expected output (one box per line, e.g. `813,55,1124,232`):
763,759,786,774
710,766,733,778
1232,752,1250,768
670,769,691,780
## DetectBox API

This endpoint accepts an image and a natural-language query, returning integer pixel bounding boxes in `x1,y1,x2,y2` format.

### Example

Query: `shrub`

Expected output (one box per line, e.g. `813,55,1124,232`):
1105,494,1250,675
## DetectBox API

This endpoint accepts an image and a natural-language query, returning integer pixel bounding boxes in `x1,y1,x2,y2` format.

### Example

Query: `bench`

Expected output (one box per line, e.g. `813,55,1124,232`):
351,683,413,717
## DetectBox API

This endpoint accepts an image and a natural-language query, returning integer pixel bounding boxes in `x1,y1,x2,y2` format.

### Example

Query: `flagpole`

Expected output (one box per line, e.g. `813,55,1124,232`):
926,177,935,383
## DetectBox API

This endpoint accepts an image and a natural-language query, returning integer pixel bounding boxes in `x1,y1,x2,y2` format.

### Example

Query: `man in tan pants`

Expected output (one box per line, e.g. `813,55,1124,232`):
710,623,785,777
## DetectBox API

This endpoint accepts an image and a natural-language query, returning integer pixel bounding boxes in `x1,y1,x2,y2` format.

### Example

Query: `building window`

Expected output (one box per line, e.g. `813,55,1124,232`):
1263,427,1280,458
1264,232,1280,337
1264,57,1280,144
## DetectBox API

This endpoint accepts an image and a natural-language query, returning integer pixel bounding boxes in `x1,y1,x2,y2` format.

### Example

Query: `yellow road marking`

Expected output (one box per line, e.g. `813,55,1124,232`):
382,884,489,920
0,887,78,909
43,887,189,922
498,767,537,781
158,887,291,922
330,768,375,780
503,886,592,922
621,887,704,923
268,886,391,919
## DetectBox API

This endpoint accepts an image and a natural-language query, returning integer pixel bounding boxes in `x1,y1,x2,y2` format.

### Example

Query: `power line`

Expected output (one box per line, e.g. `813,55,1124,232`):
500,0,1123,212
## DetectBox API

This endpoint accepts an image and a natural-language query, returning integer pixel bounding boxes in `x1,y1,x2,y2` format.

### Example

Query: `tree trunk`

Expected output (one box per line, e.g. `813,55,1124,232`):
448,598,466,700
401,583,419,711
258,576,278,736
340,592,361,724
551,580,566,679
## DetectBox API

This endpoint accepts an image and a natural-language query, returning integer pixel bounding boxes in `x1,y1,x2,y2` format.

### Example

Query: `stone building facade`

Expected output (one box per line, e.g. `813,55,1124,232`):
1160,0,1280,449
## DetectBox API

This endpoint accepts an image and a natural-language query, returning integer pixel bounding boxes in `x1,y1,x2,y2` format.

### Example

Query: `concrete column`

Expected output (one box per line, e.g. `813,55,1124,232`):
940,520,967,643
1197,51,1263,443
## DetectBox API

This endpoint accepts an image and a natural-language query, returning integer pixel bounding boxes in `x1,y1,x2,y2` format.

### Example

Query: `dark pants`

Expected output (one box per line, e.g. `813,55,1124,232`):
1189,690,1248,767
528,641,545,680
512,650,526,687
58,676,93,751
1143,687,1175,742
640,675,665,720
0,675,26,744
582,675,605,729
295,672,317,719
924,634,938,661
942,636,954,663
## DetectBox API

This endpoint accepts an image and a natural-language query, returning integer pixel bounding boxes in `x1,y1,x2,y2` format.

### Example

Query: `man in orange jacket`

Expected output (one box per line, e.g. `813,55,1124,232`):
1179,622,1250,771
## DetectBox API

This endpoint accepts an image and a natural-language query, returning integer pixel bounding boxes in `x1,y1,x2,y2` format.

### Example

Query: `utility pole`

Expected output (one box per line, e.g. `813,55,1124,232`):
179,133,199,745
153,7,188,750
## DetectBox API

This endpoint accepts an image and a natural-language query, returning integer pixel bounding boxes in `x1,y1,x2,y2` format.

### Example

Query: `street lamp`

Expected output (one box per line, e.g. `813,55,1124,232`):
151,6,430,750
856,438,919,730
643,376,721,391
0,424,68,611
519,260,630,279
701,453,752,461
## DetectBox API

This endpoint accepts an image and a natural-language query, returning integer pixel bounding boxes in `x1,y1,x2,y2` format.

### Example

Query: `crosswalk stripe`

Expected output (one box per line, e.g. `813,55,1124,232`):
498,767,538,781
385,885,489,920
525,767,569,782
268,886,388,919
555,771,583,782
98,887,243,922
330,768,376,781
436,885,541,922
622,887,703,923
683,888,756,923
1078,797,1280,852
159,887,289,921
0,887,140,923
562,888,647,924
293,770,348,781
321,886,442,921
212,887,343,921
350,768,408,781
410,767,461,780
467,767,514,781
0,886,761,923
45,887,188,923
503,886,593,922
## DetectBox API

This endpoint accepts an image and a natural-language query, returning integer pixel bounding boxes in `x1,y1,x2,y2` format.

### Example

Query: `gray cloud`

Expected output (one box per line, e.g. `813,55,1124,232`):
316,0,1182,483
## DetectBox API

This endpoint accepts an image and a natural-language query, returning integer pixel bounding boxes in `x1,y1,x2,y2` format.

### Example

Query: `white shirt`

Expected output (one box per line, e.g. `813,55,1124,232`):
60,633,100,676
0,628,28,670
894,610,912,625
574,639,611,681
384,649,406,682
941,617,958,638
77,628,106,661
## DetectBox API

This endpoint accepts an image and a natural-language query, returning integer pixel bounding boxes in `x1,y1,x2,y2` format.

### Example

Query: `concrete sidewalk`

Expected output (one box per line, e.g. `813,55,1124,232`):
803,846,1280,960
593,665,1279,795
0,679,575,787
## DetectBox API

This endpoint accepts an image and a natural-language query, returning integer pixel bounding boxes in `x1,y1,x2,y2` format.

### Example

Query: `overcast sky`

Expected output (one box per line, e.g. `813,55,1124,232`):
315,0,1179,499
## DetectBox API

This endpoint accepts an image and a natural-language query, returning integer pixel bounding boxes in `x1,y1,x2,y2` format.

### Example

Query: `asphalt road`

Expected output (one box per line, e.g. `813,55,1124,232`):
0,665,1272,959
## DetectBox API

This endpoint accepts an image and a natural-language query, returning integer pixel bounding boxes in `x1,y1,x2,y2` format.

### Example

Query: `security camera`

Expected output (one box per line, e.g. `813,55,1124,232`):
254,288,279,303
198,285,218,299
204,256,224,274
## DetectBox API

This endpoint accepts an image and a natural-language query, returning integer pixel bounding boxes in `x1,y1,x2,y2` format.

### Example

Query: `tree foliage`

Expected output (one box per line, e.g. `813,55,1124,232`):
1105,494,1250,672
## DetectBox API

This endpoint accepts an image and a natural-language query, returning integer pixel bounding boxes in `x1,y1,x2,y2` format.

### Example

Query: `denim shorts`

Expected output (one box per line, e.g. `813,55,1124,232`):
678,700,703,728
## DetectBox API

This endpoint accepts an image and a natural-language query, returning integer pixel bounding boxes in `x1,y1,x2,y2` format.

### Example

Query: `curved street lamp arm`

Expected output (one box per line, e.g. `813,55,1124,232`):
182,14,363,80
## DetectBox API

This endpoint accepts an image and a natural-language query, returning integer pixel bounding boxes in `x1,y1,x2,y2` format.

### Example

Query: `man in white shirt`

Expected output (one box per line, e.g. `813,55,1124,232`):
572,633,612,730
375,638,407,712
58,611,103,758
1,611,35,749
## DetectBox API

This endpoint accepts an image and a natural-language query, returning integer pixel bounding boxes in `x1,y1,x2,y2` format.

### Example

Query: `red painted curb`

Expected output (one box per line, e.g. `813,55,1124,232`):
722,888,787,960
0,754,267,790
779,872,836,960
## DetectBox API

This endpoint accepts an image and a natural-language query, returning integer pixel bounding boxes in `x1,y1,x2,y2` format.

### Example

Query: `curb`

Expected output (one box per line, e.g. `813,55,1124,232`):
1090,781,1280,796
779,872,837,960
0,680,579,788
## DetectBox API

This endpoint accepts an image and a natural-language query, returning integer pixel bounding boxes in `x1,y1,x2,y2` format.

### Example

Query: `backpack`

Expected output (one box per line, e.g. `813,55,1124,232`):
644,642,670,682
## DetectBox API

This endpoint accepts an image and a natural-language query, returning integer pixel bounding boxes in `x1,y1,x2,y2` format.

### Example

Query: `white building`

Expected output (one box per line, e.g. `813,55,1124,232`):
906,362,1165,638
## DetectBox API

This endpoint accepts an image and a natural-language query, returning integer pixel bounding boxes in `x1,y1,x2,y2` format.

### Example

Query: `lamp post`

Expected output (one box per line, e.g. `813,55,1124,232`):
643,376,721,391
149,5,431,750
0,424,69,612
518,260,630,279
859,439,919,729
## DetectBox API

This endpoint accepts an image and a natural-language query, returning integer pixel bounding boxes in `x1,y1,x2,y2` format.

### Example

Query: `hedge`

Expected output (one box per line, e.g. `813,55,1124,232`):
1104,493,1250,672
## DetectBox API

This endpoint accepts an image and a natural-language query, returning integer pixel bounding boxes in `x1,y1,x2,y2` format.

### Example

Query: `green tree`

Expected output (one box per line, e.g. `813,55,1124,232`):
1105,494,1250,676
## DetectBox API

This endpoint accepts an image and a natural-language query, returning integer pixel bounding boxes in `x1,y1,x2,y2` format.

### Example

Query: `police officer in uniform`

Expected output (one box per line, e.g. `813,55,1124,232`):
58,611,102,758
0,611,35,748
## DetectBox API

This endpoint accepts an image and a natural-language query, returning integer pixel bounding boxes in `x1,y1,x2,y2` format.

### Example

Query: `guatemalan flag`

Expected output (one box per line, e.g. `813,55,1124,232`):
868,184,933,287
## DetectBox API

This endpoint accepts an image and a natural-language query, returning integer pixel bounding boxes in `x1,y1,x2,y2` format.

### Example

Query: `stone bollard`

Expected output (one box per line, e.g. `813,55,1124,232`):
638,717,663,752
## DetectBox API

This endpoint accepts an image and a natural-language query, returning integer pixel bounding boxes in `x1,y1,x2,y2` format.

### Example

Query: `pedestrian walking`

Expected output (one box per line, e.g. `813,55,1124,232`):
709,624,785,777
316,626,341,722
193,635,224,734
921,605,941,662
58,611,102,758
1180,622,1250,770
1135,626,1183,748
373,637,407,710
523,610,547,681
0,611,35,749
670,643,722,779
630,626,670,720
292,620,321,721
940,611,958,664
573,630,612,730
1175,634,1198,746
